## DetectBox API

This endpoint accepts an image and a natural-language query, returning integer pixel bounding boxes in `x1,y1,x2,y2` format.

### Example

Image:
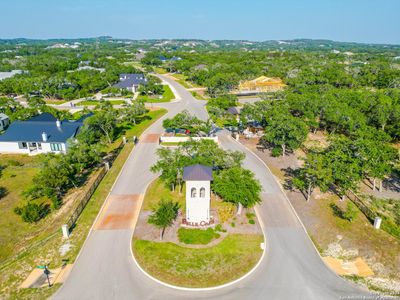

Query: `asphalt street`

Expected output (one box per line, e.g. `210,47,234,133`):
54,75,370,300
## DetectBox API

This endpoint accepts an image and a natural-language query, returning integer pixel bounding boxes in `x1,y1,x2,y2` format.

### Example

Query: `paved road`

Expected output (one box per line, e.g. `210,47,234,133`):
54,76,369,300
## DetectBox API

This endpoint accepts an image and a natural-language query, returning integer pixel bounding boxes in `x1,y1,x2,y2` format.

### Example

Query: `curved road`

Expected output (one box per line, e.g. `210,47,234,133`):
54,75,369,300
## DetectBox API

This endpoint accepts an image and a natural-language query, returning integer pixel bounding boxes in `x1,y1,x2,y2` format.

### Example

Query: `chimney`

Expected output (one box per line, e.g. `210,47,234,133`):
56,119,61,128
42,132,48,142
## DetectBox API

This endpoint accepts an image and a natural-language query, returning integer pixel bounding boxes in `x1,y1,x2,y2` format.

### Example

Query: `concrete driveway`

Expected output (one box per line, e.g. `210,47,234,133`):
54,76,370,300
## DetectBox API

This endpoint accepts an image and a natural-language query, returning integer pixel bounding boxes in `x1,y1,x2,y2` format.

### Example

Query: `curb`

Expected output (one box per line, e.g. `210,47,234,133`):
126,94,267,292
53,110,168,299
129,180,268,292
154,74,182,102
231,135,370,293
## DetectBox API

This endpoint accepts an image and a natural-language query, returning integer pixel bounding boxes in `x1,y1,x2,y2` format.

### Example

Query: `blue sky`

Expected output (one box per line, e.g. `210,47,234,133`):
1,0,399,44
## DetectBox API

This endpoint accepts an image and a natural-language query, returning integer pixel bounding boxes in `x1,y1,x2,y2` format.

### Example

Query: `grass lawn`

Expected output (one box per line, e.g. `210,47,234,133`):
79,100,126,106
160,142,182,147
170,73,202,89
0,155,43,263
137,85,175,103
107,108,167,153
142,178,185,211
190,91,207,100
0,108,167,299
125,109,167,139
45,100,66,105
178,228,220,245
154,67,168,74
133,234,263,288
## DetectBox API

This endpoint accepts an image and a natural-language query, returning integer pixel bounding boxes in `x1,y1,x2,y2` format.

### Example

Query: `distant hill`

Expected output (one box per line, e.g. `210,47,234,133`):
0,37,399,53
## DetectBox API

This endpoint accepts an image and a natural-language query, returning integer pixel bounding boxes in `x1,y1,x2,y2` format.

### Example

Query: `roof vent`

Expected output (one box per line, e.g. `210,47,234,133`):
56,119,61,128
42,132,48,142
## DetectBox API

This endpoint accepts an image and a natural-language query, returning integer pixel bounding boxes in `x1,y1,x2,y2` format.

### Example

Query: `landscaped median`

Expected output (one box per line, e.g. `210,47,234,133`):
137,84,175,103
78,99,127,106
131,176,265,288
132,234,263,288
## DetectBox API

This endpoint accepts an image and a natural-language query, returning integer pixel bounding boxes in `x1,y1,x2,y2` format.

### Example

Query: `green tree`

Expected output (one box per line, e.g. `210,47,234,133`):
293,152,332,201
262,113,308,156
324,135,363,200
152,139,245,191
151,147,189,192
138,76,163,96
181,139,244,170
148,199,180,240
66,142,103,174
83,103,118,144
162,110,211,135
123,100,147,125
212,167,262,215
27,154,74,208
354,128,396,191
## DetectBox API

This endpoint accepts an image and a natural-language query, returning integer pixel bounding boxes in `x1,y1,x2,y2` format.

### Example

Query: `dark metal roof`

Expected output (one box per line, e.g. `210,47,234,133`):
114,74,147,88
29,113,57,122
227,107,241,115
0,113,88,143
183,164,213,181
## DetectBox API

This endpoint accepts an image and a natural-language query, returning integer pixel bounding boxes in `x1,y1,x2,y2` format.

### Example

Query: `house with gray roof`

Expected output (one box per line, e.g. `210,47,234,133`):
0,113,10,131
113,73,148,93
0,113,90,155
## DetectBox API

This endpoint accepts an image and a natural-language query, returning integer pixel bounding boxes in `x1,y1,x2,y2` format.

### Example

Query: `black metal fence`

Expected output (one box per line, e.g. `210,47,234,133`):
65,166,107,230
346,190,376,223
65,141,125,230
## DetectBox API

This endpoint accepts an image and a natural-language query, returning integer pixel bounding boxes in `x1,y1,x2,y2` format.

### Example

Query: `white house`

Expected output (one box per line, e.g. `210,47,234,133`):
183,164,213,226
0,113,10,131
0,113,89,155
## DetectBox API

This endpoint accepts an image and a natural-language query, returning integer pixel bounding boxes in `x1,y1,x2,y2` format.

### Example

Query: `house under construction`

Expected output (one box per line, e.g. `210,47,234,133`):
237,76,286,94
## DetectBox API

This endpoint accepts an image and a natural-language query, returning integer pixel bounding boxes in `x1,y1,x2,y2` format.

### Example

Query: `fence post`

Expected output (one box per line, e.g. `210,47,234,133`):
61,224,70,238
374,217,382,229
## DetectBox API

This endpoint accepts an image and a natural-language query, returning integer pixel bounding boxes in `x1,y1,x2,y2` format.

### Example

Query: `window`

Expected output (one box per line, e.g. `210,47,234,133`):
191,187,197,198
50,143,62,151
19,142,27,149
200,187,206,198
37,142,42,150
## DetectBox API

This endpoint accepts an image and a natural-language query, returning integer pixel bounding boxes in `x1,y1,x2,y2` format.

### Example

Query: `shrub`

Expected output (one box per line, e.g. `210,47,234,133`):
217,204,235,223
7,159,23,167
231,222,236,227
330,202,358,222
246,212,256,219
14,202,50,223
178,228,220,245
343,202,358,222
380,217,400,240
271,147,282,157
249,219,256,225
0,187,8,198
214,224,227,233
394,203,400,226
